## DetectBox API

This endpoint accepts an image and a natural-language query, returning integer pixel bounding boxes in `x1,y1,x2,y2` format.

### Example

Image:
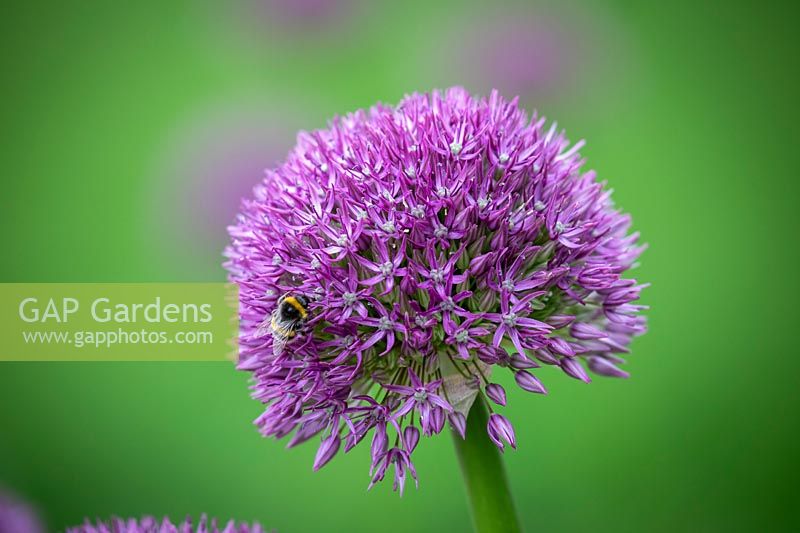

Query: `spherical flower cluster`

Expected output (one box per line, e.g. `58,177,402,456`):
67,515,265,533
225,87,647,493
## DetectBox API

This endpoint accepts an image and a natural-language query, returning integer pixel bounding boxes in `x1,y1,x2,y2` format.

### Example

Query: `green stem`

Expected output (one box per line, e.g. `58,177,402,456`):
453,396,522,533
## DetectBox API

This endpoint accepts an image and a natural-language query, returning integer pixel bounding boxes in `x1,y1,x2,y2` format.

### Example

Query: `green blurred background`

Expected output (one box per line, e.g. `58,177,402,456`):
1,0,798,531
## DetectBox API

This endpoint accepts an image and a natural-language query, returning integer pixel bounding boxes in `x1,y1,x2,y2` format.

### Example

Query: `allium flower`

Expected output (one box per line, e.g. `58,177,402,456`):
149,106,300,272
441,12,582,103
66,515,265,533
0,488,44,533
225,87,647,493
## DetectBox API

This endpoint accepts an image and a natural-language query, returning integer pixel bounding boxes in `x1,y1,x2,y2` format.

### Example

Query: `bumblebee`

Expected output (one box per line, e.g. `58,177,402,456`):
255,293,309,356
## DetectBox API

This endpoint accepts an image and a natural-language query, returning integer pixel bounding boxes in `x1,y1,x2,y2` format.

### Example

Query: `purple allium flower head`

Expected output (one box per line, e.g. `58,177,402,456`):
228,0,362,48
66,515,265,533
149,105,301,275
443,12,581,103
0,488,44,533
225,87,647,492
256,0,354,29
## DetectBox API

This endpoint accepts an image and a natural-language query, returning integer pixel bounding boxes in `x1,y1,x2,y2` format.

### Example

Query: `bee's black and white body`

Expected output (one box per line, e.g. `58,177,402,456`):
255,293,309,356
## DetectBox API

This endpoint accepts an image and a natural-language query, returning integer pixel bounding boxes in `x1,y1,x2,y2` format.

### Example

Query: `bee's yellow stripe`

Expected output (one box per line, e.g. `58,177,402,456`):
283,296,308,318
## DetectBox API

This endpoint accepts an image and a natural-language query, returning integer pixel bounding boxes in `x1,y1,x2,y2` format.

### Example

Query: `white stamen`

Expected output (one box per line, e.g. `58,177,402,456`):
440,297,455,312
379,262,394,276
502,312,518,327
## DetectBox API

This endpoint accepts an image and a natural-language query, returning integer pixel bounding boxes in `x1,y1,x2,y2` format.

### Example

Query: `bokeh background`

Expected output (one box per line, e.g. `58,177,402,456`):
1,0,798,531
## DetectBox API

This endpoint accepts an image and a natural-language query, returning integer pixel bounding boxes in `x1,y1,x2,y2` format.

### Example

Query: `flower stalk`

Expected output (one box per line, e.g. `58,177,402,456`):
453,396,522,533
